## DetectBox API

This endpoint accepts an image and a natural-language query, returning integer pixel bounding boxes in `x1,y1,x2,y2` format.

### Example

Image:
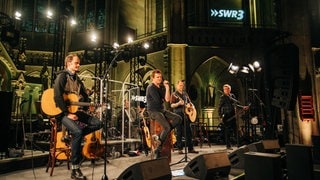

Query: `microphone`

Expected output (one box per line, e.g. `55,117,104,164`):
248,88,258,91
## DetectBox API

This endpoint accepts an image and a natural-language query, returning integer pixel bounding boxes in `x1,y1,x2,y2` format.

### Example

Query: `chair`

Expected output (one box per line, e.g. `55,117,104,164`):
46,118,71,176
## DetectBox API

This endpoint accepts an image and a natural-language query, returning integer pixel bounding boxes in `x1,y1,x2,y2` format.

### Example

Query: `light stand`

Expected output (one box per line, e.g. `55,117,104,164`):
171,92,191,166
101,50,123,180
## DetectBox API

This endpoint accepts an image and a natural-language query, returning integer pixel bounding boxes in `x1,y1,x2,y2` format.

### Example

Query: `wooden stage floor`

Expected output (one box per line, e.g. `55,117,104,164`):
0,143,242,180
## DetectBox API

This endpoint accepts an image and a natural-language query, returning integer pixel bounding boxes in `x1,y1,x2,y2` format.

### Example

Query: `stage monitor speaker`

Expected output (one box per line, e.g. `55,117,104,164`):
117,157,171,180
184,152,231,180
285,144,314,180
247,141,264,152
0,91,13,152
228,145,249,169
312,136,320,164
262,139,280,153
244,152,281,180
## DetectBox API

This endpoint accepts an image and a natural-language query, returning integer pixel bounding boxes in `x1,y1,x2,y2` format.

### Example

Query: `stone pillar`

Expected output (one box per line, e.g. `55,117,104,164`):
168,43,188,85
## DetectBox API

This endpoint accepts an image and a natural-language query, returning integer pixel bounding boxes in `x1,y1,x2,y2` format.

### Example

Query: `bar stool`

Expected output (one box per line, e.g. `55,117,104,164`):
46,118,71,176
150,119,172,163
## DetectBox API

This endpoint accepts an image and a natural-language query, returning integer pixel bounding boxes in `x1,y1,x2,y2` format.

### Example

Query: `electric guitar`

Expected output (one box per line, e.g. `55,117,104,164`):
41,88,102,116
221,103,251,124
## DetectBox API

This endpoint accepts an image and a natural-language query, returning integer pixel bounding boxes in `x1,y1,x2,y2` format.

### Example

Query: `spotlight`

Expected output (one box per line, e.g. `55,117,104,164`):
143,42,150,49
253,61,262,72
14,11,22,20
90,32,97,42
228,63,239,74
248,61,262,72
70,18,77,26
46,10,53,19
240,66,250,74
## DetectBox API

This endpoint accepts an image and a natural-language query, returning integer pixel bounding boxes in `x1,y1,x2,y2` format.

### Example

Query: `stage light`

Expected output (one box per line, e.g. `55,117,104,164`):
228,63,239,74
248,61,262,73
253,61,261,72
240,66,250,74
46,10,53,19
143,42,149,49
70,18,77,26
90,32,97,42
127,36,133,43
113,42,120,49
14,11,21,20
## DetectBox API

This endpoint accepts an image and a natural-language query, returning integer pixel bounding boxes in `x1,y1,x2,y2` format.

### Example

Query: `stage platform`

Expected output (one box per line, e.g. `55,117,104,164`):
0,144,242,180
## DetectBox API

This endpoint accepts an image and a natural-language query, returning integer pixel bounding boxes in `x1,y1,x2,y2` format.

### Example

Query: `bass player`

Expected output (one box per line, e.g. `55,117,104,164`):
218,84,249,150
53,54,103,179
170,80,199,154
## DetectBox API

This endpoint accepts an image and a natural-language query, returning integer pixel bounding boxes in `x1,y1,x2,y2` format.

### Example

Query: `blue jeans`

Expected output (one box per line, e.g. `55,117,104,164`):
61,111,102,165
148,109,182,144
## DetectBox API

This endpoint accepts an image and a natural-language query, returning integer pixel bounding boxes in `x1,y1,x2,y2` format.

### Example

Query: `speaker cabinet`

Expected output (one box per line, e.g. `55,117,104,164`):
244,152,281,180
262,139,280,153
285,144,314,180
228,145,249,169
184,152,231,180
0,91,13,152
312,136,320,164
247,141,264,152
117,158,171,180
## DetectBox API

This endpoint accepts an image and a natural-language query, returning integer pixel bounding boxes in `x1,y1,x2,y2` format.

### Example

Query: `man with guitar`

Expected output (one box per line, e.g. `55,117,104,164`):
171,80,198,154
218,84,249,150
53,54,103,179
146,69,182,159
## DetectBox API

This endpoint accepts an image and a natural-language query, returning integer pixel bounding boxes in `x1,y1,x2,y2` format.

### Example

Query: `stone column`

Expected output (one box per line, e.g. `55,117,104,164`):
168,43,188,86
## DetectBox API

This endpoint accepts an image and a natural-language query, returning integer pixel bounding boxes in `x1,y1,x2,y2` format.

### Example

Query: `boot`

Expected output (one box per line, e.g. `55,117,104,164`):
71,168,86,179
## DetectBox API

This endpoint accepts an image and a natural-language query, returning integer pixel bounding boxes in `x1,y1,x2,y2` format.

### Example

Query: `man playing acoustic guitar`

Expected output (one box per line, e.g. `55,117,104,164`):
171,80,198,154
53,54,103,179
218,84,249,150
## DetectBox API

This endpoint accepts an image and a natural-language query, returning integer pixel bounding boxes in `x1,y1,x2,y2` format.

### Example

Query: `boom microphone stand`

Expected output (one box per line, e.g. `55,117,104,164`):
101,50,123,180
171,91,191,166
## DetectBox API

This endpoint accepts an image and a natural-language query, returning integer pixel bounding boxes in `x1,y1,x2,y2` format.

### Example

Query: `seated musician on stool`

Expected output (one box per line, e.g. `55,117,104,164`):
146,69,182,159
171,80,198,154
53,54,103,179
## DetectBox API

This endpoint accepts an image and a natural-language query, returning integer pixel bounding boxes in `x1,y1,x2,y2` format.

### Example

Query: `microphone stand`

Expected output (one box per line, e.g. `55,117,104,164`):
171,91,191,166
101,50,123,180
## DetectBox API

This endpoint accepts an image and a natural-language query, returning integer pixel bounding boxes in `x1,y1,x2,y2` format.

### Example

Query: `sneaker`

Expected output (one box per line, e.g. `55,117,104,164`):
71,168,86,179
188,149,199,154
178,150,184,154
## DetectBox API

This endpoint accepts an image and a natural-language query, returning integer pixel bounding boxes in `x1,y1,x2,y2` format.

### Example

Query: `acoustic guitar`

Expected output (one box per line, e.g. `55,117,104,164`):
141,109,152,148
82,130,105,159
185,102,197,122
55,131,70,160
41,88,100,116
173,93,197,122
